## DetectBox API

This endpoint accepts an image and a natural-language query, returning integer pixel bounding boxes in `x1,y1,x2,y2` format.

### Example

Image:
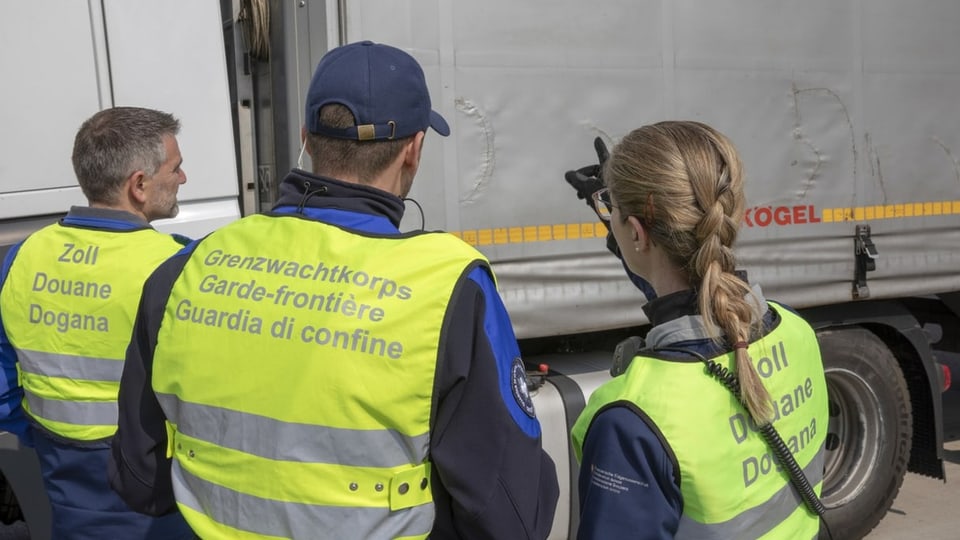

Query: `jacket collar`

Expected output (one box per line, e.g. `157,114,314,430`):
274,169,405,228
642,286,769,350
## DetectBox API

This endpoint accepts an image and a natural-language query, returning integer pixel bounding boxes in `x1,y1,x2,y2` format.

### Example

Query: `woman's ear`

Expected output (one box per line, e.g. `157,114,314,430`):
626,215,649,252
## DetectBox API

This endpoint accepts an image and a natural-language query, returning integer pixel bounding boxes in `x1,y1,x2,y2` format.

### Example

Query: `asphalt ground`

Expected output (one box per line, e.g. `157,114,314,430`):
865,438,960,539
866,376,960,539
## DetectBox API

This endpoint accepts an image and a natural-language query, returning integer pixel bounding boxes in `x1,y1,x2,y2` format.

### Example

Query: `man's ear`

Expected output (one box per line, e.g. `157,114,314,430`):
403,131,426,170
126,170,148,205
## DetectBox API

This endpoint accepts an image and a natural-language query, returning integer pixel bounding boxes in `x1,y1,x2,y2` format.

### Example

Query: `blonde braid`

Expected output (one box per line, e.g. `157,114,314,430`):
688,135,773,425
607,121,773,424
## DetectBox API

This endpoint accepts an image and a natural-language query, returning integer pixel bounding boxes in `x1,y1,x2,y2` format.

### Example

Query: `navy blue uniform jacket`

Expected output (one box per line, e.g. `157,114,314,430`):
109,171,560,539
0,207,192,540
577,289,779,540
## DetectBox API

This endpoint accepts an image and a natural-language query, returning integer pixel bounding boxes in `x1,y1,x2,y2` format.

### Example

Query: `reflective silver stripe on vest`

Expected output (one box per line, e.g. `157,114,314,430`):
17,349,123,382
676,445,825,540
24,393,118,426
155,393,429,468
172,460,434,538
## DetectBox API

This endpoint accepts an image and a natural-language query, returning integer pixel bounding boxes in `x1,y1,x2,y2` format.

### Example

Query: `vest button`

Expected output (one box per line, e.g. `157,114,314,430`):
188,450,195,458
420,478,428,490
398,482,409,495
349,482,359,491
375,483,384,492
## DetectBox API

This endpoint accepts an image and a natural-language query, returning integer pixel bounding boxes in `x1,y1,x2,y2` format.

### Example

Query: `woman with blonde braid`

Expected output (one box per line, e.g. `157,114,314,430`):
570,121,829,539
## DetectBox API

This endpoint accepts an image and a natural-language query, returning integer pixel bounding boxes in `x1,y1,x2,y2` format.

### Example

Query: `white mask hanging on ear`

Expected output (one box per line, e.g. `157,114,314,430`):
297,138,308,170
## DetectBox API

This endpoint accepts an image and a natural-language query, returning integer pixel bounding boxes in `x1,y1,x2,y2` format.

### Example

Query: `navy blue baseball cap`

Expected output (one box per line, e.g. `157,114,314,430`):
305,41,450,140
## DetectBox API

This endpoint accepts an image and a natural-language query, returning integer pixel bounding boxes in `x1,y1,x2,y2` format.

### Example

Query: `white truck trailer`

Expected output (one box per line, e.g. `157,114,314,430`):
3,1,960,539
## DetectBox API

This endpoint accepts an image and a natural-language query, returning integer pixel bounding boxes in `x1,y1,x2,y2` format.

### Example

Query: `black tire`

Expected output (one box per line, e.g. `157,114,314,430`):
0,477,23,525
817,327,912,540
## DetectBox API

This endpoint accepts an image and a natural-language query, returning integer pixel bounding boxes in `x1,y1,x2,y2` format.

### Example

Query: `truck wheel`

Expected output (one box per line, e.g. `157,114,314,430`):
0,477,23,524
817,326,911,540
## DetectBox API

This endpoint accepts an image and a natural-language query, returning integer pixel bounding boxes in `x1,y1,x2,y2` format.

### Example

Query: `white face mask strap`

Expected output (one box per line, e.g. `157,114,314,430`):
297,139,308,170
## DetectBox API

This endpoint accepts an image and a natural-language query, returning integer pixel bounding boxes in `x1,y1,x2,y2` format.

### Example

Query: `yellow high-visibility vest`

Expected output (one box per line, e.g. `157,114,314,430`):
572,304,828,539
0,223,181,441
152,214,489,539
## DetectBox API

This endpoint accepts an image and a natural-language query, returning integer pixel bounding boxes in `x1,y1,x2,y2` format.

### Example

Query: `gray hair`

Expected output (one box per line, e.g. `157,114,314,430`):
71,107,181,204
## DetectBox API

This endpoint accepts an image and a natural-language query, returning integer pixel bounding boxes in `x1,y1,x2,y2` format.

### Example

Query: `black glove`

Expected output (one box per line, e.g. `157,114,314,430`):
564,165,603,209
563,137,610,214
565,138,656,298
564,138,622,256
565,136,615,242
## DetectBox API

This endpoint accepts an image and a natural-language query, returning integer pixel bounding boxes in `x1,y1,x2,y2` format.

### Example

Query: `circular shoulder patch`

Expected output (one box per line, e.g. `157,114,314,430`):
511,357,536,418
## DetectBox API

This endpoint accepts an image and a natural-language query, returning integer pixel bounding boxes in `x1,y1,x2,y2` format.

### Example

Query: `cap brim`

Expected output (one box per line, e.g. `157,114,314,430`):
430,110,450,137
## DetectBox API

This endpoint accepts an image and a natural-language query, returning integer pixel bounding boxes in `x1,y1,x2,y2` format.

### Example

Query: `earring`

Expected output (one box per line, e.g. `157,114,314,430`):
634,245,640,252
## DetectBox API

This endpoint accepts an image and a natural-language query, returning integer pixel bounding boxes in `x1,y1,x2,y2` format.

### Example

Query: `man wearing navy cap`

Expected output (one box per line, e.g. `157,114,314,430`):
109,41,559,539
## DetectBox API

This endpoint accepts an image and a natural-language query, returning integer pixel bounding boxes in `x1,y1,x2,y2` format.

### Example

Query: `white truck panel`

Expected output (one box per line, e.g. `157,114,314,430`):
529,381,573,540
0,1,241,240
0,1,105,215
102,0,240,211
345,0,960,339
531,352,625,539
151,199,242,238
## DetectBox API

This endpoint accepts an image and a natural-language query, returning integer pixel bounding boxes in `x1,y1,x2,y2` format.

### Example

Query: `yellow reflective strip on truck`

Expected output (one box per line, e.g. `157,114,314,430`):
822,200,960,223
451,221,605,245
449,200,960,246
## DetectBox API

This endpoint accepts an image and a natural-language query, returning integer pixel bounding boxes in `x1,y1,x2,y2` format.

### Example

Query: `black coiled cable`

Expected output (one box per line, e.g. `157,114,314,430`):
657,346,834,540
756,422,827,518
702,357,741,395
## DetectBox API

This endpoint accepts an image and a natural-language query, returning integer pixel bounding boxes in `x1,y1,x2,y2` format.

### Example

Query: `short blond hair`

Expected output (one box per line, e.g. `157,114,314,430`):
306,104,412,183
